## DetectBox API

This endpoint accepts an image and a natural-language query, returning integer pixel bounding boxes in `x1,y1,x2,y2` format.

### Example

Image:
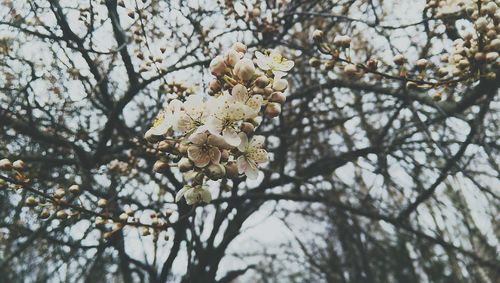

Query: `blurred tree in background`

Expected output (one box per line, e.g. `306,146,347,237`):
0,0,498,282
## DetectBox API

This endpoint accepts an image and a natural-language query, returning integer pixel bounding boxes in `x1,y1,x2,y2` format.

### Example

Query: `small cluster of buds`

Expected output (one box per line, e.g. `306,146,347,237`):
144,42,294,205
95,201,173,240
312,6,499,101
23,184,82,221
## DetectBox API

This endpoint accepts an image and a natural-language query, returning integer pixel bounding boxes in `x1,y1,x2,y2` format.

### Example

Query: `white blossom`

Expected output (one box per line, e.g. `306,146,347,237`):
237,133,268,179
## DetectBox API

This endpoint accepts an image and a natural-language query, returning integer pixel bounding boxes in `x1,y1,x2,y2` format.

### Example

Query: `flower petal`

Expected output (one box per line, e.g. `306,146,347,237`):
254,51,271,70
223,128,241,147
189,132,207,145
209,147,221,164
250,135,265,148
237,132,249,152
175,186,191,202
187,146,210,168
278,60,294,72
231,84,248,102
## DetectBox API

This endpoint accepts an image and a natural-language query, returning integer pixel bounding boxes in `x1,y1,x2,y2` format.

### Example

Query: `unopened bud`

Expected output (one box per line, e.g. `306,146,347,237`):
309,58,321,67
12,160,24,171
255,76,270,88
234,58,255,81
158,140,173,152
119,213,129,221
69,184,80,194
240,122,255,135
97,198,108,208
416,59,428,69
269,92,286,104
56,210,68,219
232,42,247,54
209,80,222,92
486,52,498,62
54,188,66,199
312,29,324,42
206,163,226,180
393,54,405,65
176,142,189,155
25,196,38,207
39,210,50,219
343,64,358,76
265,102,282,118
153,160,169,173
220,149,230,162
366,59,378,71
0,159,12,170
209,56,227,76
225,161,239,179
178,158,193,172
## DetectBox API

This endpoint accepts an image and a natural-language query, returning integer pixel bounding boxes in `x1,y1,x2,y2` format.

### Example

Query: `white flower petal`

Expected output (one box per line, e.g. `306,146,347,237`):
223,128,241,147
175,186,191,202
238,132,249,152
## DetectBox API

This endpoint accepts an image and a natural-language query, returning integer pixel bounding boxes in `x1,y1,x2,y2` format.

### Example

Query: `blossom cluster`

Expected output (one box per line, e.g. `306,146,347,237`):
145,43,294,205
438,0,499,80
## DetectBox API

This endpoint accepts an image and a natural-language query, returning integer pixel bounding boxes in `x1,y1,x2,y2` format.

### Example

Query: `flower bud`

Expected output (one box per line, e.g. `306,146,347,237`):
54,188,66,199
265,102,281,118
484,2,497,15
209,80,222,92
270,92,286,104
309,58,321,68
224,49,241,66
0,158,12,170
366,59,378,71
343,64,358,76
432,92,442,102
234,58,255,81
406,82,418,90
225,161,239,179
176,142,189,154
209,56,227,76
393,54,405,65
153,160,169,173
56,210,68,219
272,78,288,91
312,29,324,42
25,196,38,207
69,184,80,194
97,198,108,208
475,17,488,32
255,76,270,88
251,8,261,17
39,210,50,219
220,149,230,162
333,35,351,48
178,157,193,172
486,52,498,62
240,122,255,135
416,59,428,69
158,140,173,152
474,52,486,63
232,42,247,54
490,39,500,50
119,213,129,221
457,59,470,69
206,163,226,180
436,67,448,77
12,160,24,171
144,130,164,143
